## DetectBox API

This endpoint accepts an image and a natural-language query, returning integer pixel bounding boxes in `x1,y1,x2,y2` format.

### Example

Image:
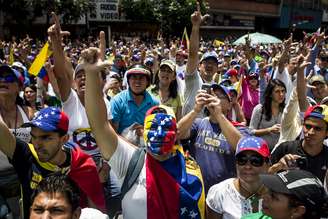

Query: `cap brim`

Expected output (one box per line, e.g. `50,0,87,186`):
236,148,269,158
0,65,14,74
21,122,35,128
260,174,291,195
211,84,231,101
160,63,175,72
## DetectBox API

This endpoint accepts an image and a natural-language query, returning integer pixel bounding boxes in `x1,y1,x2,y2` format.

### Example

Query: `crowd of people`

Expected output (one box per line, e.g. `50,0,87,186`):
0,3,328,219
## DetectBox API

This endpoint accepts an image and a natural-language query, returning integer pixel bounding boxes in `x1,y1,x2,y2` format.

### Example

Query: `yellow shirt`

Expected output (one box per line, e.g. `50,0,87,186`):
147,85,182,116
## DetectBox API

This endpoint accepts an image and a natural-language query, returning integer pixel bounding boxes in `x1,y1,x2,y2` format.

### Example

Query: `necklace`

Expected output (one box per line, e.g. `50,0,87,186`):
237,179,265,212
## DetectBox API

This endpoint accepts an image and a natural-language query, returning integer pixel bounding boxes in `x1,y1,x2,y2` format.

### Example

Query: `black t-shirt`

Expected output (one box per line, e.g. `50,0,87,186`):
271,140,328,182
10,138,69,219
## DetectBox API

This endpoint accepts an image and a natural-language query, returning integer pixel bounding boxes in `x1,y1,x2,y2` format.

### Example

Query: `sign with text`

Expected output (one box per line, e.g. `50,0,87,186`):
88,0,124,21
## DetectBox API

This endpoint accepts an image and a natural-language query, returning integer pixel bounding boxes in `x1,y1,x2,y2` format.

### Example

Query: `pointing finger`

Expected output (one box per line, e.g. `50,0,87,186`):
51,12,60,30
99,31,106,61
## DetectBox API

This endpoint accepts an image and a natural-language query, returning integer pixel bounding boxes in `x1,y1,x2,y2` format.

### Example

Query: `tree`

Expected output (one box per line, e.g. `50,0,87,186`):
0,0,95,37
120,0,208,37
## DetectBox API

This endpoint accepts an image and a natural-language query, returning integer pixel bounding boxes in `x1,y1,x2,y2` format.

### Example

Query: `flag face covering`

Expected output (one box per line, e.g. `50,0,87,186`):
146,148,205,219
144,113,177,156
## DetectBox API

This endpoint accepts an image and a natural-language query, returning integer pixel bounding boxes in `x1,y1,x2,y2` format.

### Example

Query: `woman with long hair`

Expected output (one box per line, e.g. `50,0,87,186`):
23,84,37,110
148,59,182,121
249,79,286,151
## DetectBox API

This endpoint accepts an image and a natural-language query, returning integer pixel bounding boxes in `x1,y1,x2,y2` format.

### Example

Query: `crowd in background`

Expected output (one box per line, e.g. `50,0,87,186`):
0,4,328,219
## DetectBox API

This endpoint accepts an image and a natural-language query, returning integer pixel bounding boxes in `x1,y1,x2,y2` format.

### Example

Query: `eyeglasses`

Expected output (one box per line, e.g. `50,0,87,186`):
0,74,17,83
236,154,267,167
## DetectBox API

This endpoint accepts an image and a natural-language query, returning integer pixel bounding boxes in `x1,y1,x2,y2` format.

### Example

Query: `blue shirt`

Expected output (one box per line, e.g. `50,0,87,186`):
186,118,252,193
110,89,159,134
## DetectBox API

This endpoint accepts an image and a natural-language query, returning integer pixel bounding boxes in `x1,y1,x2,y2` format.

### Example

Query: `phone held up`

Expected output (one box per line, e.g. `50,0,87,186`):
201,83,212,94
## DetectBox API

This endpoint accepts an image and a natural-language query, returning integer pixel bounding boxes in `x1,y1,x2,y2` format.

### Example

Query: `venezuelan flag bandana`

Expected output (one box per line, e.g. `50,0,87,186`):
144,113,177,156
146,146,205,219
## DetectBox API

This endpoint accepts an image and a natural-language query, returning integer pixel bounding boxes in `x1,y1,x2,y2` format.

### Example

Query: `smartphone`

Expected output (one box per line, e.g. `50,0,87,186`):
201,83,212,94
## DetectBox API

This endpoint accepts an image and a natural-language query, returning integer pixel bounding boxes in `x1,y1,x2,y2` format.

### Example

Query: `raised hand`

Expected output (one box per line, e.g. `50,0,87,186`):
191,1,209,27
99,31,106,61
80,47,111,75
283,34,293,50
47,12,70,49
194,90,211,113
206,96,223,116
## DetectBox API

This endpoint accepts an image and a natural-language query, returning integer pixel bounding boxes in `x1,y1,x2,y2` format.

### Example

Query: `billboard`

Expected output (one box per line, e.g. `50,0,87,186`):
88,0,124,21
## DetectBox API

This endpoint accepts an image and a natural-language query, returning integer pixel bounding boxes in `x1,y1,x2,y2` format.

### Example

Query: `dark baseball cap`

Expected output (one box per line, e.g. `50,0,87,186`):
260,170,326,209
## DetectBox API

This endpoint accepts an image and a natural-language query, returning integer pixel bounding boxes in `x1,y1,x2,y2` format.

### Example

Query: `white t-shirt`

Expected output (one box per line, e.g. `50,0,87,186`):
62,89,112,156
206,178,263,219
80,208,109,219
108,137,147,219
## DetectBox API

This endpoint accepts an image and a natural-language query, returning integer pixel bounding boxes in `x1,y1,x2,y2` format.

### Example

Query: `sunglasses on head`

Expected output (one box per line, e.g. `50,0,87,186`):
236,154,267,167
0,74,17,83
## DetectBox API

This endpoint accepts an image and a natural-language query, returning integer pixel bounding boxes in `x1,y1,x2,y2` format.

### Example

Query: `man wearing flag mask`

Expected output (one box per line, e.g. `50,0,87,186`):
82,44,216,218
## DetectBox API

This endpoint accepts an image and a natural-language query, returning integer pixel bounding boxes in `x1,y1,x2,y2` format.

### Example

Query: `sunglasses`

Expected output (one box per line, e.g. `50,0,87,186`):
236,154,267,167
0,74,17,83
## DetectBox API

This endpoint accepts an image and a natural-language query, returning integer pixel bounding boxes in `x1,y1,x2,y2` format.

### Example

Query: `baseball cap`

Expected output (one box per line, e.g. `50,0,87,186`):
22,107,69,133
309,74,326,85
12,61,27,73
235,136,270,158
219,79,233,87
247,71,259,80
160,59,176,72
211,83,231,101
230,60,238,66
131,54,141,62
73,63,84,79
126,65,151,81
144,57,154,66
0,64,24,85
200,51,219,63
260,170,326,209
304,105,328,123
226,69,238,77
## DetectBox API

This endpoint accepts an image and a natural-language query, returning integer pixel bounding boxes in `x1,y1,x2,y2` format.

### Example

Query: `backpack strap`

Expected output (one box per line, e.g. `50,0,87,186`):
120,147,146,198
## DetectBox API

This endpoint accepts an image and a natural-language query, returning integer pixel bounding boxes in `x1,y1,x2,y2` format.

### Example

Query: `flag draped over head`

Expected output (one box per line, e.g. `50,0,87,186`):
181,27,190,50
146,146,205,219
28,42,53,77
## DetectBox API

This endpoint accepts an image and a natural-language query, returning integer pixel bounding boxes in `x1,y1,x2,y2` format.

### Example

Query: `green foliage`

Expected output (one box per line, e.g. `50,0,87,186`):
0,0,95,25
120,0,207,36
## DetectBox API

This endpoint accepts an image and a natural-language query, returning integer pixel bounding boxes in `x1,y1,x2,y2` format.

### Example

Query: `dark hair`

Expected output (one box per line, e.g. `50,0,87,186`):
151,69,178,99
31,173,80,211
287,194,328,219
23,85,37,107
262,79,286,121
